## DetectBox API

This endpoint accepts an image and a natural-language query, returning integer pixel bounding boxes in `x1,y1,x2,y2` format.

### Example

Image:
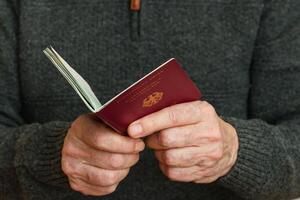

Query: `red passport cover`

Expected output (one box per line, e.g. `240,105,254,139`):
95,58,202,135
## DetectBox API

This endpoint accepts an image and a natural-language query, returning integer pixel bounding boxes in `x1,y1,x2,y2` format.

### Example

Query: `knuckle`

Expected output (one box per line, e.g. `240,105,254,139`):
87,149,98,162
105,185,118,194
103,171,119,186
166,107,179,125
163,150,175,165
201,101,216,115
78,114,87,121
158,131,173,147
165,168,179,180
128,141,138,153
62,140,90,160
61,159,74,176
91,132,106,149
192,100,203,113
211,148,223,160
76,115,86,124
206,160,217,168
181,151,192,163
195,100,203,107
85,170,94,183
62,142,74,156
69,181,82,192
90,130,101,144
139,118,153,133
71,119,81,132
72,115,88,132
209,130,222,142
86,170,108,186
199,169,211,177
108,154,125,169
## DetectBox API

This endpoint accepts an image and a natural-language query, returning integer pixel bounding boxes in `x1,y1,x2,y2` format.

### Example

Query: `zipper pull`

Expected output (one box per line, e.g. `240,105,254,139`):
130,0,141,11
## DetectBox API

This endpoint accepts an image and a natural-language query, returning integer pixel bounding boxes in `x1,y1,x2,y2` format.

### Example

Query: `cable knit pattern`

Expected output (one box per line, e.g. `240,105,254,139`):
14,122,71,187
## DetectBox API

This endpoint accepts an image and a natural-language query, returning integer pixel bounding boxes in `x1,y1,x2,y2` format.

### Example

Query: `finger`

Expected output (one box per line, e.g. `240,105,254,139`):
63,156,129,187
155,150,217,169
159,163,200,182
159,164,220,183
82,165,129,187
194,175,220,184
75,115,145,153
69,177,118,196
85,150,140,170
65,138,140,170
146,123,219,149
128,100,217,138
63,133,141,171
145,133,167,150
154,145,220,167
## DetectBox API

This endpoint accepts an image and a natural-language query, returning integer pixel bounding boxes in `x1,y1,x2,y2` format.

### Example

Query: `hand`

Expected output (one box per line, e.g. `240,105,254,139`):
61,114,145,196
127,100,238,183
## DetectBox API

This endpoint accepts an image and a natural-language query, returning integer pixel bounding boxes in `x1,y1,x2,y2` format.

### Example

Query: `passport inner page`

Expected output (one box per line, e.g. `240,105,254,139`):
43,46,102,112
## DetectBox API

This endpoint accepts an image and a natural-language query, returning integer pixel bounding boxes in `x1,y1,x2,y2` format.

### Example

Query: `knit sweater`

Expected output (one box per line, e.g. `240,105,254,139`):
0,0,300,199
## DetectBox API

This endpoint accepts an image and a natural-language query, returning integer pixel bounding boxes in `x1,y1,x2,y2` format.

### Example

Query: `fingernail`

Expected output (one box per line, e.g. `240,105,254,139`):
129,123,143,137
135,141,145,152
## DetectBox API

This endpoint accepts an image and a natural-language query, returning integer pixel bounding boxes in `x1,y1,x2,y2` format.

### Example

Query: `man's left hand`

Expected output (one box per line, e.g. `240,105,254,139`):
128,100,239,183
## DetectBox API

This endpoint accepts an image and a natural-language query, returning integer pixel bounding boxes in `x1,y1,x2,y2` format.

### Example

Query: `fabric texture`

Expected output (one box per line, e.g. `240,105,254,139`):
0,0,300,199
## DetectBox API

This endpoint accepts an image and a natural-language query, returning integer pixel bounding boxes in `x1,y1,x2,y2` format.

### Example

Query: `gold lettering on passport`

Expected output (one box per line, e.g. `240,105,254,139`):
143,92,164,107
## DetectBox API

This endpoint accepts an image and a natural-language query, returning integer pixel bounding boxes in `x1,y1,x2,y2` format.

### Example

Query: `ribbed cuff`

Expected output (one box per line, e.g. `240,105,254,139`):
15,121,71,187
216,117,276,199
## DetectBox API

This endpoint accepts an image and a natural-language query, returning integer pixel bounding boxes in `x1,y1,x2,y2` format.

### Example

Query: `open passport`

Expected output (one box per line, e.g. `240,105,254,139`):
43,46,202,135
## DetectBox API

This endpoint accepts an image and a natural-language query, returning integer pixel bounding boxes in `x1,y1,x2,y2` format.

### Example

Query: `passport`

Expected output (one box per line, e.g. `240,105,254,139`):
44,46,202,135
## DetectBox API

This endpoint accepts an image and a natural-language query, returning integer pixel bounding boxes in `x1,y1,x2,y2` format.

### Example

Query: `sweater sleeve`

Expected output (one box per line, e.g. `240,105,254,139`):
217,0,300,199
0,0,72,198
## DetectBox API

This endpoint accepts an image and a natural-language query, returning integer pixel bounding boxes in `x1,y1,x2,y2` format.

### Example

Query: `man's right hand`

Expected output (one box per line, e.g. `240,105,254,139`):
61,114,145,196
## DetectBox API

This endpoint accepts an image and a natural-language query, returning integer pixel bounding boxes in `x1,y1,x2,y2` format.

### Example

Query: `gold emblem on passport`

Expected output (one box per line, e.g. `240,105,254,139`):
143,92,164,107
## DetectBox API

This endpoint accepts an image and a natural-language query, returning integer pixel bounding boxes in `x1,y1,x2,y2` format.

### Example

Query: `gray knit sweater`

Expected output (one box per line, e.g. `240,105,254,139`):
0,0,300,199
